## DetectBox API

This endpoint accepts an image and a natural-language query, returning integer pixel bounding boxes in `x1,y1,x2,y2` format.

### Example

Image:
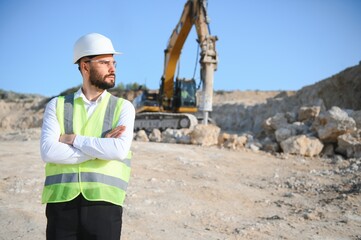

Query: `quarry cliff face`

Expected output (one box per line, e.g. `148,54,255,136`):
212,63,361,134
297,64,361,110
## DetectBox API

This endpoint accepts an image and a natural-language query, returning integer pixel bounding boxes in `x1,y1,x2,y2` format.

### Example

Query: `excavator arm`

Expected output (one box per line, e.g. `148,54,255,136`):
160,0,218,123
133,0,218,131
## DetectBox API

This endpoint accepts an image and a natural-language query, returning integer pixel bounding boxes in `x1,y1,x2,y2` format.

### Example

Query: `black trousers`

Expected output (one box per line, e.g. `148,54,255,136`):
46,194,123,240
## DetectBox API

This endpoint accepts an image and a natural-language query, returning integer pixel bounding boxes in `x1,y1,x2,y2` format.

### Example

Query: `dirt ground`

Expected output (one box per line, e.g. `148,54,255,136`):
0,131,360,240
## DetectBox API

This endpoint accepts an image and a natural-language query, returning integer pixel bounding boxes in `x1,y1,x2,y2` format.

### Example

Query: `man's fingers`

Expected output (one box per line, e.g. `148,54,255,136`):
105,125,126,138
108,130,124,138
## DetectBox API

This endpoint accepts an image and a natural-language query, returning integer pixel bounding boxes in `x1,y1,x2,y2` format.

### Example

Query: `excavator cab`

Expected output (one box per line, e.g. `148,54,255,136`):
174,78,197,109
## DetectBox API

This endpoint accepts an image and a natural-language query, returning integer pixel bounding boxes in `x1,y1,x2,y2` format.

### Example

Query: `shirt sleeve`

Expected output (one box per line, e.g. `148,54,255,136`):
73,99,135,161
40,97,93,164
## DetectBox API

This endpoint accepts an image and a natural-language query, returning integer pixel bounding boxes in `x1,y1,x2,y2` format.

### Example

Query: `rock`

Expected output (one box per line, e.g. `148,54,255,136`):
313,106,356,143
348,110,361,129
162,128,192,144
263,113,288,132
285,111,298,124
224,134,247,150
275,127,294,143
178,129,193,144
248,143,260,152
234,134,247,148
218,132,231,147
261,137,280,153
321,144,335,158
298,106,320,122
190,124,220,146
244,134,262,151
336,131,361,158
162,129,181,144
280,135,324,157
212,103,248,132
149,128,162,142
274,123,309,143
135,130,149,142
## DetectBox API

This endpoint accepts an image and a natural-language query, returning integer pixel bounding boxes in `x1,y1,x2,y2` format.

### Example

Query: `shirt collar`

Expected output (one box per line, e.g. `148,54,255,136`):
74,88,108,104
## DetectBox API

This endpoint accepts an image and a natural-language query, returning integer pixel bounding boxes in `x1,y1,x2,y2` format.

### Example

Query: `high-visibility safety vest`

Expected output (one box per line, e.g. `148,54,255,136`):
42,92,132,206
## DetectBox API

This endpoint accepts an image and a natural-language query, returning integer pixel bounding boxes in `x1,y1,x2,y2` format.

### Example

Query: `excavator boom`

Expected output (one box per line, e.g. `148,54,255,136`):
134,0,218,131
161,0,218,115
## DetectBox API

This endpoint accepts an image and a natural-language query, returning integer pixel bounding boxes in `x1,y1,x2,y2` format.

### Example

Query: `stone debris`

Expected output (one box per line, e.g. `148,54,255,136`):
218,132,247,150
162,128,192,144
133,104,361,159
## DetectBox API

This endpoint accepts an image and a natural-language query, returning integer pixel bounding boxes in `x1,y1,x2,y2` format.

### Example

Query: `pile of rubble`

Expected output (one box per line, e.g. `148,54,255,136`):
134,124,221,147
261,105,361,158
133,105,361,159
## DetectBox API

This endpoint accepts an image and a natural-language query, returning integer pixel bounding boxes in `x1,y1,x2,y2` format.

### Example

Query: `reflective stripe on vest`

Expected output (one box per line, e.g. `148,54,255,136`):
45,172,128,190
42,92,131,206
64,94,74,134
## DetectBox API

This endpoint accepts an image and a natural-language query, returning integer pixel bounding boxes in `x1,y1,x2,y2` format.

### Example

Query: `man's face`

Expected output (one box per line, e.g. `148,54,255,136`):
87,55,117,90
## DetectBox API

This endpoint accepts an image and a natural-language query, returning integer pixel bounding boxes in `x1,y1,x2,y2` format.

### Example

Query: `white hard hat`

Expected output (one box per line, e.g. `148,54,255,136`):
73,33,121,64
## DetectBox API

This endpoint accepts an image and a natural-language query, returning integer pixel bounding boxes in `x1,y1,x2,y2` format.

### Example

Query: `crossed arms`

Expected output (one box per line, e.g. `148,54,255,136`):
40,97,135,164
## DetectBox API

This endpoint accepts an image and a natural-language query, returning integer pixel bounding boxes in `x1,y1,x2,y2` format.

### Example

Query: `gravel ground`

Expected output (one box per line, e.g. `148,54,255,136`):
0,131,360,239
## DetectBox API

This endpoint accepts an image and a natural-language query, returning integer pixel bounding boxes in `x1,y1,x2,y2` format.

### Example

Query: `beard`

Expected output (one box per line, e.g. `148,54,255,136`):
89,68,116,90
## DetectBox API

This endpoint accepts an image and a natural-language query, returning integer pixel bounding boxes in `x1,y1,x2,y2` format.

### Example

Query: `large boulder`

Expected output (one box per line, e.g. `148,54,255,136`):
190,124,220,146
280,135,324,157
149,128,162,142
336,131,361,158
313,106,356,143
134,130,149,142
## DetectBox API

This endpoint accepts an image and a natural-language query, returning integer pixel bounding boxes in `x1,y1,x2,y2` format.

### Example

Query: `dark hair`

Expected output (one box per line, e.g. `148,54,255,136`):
77,55,97,71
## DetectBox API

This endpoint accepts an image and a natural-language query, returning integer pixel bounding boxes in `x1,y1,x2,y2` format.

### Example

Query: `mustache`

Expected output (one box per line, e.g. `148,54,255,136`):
105,74,116,78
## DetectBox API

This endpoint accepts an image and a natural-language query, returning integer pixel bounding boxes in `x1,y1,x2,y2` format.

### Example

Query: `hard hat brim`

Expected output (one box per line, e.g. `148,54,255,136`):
73,51,122,64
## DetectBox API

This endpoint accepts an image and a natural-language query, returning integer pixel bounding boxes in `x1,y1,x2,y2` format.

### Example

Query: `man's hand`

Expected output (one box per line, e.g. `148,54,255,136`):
105,125,126,138
59,134,76,145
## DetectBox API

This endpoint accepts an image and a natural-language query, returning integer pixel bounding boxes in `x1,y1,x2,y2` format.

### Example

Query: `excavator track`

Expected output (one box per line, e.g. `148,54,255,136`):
134,112,198,131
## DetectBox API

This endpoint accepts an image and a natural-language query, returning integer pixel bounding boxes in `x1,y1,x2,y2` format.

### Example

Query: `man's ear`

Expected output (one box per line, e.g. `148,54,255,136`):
80,61,89,73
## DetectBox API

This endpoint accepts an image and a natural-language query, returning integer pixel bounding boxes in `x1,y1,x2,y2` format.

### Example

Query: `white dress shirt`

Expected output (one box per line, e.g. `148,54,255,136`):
40,89,135,164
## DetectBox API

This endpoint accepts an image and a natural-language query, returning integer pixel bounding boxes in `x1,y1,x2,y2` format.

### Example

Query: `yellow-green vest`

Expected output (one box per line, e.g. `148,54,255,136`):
42,92,132,206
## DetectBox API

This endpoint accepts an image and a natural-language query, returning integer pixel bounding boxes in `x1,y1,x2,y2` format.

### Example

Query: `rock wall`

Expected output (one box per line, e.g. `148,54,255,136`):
0,91,46,131
212,63,361,135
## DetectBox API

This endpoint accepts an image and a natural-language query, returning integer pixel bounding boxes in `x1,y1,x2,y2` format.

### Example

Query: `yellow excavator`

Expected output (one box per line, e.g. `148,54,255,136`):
133,0,218,131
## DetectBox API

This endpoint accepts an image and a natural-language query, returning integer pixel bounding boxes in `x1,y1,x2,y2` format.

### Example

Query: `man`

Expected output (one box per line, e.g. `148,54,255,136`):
40,33,135,239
